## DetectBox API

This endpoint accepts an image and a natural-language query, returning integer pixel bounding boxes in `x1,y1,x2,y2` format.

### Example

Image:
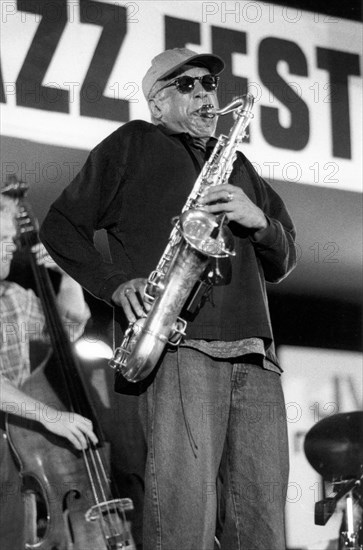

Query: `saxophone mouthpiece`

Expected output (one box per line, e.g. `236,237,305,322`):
198,104,217,118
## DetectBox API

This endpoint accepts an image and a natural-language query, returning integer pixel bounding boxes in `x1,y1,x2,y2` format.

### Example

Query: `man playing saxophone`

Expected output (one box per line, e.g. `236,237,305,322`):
41,48,297,550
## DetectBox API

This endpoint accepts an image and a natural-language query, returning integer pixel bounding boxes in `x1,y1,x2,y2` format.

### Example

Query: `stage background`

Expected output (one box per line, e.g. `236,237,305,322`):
1,1,362,548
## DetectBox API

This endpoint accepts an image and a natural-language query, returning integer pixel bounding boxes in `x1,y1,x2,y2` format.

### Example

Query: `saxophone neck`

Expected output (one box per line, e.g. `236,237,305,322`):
213,93,255,117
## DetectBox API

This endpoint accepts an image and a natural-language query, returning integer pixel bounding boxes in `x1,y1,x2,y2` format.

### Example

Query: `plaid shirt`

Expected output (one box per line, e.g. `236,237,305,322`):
0,281,89,387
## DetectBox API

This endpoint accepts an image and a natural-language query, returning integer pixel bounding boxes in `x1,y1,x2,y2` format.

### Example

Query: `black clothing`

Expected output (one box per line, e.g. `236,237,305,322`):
40,120,296,365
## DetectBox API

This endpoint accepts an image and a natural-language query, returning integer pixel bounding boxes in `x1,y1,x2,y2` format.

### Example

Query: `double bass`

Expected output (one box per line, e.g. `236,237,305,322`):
3,179,135,549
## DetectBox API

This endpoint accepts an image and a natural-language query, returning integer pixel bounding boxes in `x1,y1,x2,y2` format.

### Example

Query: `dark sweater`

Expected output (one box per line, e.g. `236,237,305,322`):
40,120,297,362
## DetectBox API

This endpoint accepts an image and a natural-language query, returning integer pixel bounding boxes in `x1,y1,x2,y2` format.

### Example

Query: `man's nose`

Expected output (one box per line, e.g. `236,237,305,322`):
193,82,213,101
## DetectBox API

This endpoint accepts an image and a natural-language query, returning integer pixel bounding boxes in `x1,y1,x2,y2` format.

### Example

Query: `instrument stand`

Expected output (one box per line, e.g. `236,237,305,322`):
314,477,362,550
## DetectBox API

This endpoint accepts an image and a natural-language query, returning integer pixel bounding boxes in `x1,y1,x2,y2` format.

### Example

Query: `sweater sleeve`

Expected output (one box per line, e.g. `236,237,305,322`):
241,154,297,283
40,125,138,303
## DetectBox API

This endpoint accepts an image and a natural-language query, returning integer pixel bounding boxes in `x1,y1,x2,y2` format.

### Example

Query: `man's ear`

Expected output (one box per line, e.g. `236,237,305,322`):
149,98,163,120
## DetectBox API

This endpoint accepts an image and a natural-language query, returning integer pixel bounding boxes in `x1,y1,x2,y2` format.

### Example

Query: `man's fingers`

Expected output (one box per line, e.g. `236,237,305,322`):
112,278,149,322
71,414,98,445
119,289,144,323
72,427,88,450
125,290,146,319
32,243,57,268
200,184,244,204
67,432,83,451
76,416,98,446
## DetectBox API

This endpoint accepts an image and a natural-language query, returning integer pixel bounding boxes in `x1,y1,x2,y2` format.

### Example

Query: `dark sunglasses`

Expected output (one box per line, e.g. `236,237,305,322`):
155,74,220,96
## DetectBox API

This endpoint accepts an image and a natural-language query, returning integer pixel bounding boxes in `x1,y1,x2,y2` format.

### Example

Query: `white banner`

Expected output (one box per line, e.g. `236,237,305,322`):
0,0,362,191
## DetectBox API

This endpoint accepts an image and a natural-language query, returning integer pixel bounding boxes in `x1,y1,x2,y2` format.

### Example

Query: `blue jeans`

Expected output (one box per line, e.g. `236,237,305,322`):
139,347,289,550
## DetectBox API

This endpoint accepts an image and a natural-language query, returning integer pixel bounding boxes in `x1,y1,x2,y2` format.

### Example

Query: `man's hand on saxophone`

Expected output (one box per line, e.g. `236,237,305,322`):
199,182,268,237
111,278,152,323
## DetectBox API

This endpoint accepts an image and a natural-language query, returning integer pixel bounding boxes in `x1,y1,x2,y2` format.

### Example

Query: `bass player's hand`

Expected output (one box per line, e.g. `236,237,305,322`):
41,409,98,451
0,376,98,451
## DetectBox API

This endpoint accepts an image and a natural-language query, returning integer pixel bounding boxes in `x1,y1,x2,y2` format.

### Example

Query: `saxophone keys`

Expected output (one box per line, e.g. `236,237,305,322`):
168,317,187,346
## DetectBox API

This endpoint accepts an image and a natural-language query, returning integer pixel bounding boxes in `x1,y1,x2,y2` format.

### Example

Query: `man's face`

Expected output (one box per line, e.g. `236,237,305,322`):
0,211,17,280
151,66,219,138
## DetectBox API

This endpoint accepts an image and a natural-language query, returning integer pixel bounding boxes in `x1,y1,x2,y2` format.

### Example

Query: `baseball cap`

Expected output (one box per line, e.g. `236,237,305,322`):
142,48,225,100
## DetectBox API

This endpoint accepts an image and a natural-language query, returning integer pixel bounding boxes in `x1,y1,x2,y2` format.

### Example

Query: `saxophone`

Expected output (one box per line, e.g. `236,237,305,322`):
109,93,255,382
